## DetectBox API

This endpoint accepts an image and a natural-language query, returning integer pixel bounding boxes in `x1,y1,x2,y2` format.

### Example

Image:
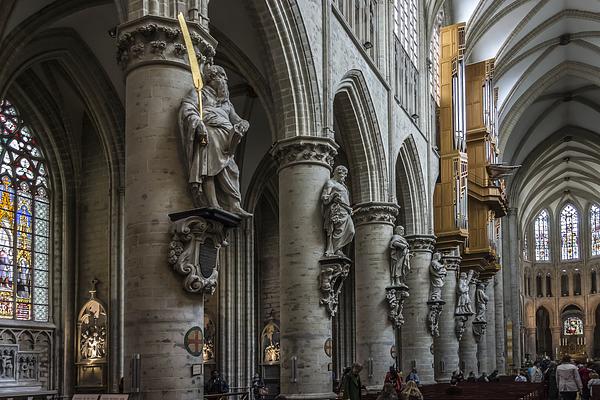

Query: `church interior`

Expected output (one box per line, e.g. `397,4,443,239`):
0,0,599,399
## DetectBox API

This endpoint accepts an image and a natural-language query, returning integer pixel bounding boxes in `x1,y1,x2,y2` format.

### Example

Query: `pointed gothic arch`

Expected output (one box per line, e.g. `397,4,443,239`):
395,135,427,235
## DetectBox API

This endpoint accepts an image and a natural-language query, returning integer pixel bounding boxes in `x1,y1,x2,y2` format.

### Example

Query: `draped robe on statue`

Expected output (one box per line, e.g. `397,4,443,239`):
178,87,244,209
321,179,354,256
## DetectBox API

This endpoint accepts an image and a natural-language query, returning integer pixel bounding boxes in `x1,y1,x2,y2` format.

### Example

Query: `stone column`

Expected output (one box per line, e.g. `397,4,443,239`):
119,16,215,400
433,247,461,382
271,137,338,399
401,235,436,384
353,203,399,391
473,279,491,374
525,328,537,359
485,277,497,372
503,208,522,368
551,326,561,360
585,325,595,359
459,279,477,375
494,268,506,373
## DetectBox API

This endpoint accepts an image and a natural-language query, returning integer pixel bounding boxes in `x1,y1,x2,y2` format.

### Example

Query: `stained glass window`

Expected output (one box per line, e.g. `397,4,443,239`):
563,316,583,336
560,204,579,260
591,204,600,257
0,99,50,322
534,210,550,261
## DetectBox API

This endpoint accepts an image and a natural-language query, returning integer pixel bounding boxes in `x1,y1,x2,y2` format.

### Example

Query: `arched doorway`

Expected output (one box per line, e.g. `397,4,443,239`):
536,307,552,357
560,305,585,361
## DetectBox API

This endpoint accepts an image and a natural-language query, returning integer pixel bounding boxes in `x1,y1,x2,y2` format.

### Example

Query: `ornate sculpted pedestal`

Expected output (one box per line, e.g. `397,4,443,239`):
427,300,445,337
318,256,351,317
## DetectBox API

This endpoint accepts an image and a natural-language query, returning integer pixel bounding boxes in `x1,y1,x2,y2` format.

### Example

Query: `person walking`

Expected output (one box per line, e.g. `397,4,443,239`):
556,355,582,400
545,361,559,400
341,363,364,400
580,364,593,400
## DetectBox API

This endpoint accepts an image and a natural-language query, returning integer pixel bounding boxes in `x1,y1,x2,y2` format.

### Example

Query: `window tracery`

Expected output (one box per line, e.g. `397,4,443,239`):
591,204,600,257
534,210,550,261
560,204,579,260
0,100,50,322
394,0,419,66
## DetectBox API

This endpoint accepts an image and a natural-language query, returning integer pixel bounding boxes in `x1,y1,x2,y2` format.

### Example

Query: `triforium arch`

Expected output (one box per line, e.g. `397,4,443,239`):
333,69,388,204
395,135,427,235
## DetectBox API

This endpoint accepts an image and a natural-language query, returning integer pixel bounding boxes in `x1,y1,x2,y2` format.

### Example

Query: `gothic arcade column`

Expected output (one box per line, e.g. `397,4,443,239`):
494,269,506,373
585,325,595,358
551,326,561,360
271,137,338,399
353,203,398,390
401,235,436,384
459,279,477,375
119,16,215,400
525,328,537,358
485,278,497,372
433,247,461,382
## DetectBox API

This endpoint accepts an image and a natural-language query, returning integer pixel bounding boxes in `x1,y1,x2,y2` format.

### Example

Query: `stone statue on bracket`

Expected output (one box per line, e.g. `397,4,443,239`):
389,225,411,288
429,252,446,301
321,165,355,257
474,281,489,323
178,64,252,218
455,269,475,315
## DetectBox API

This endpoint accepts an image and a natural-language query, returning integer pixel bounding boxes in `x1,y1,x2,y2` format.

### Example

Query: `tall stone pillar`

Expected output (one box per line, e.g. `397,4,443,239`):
473,279,490,374
503,208,522,368
525,328,537,359
353,203,399,390
433,247,461,382
485,278,497,372
119,16,215,400
551,326,561,360
271,137,339,399
494,269,506,373
401,235,436,384
585,325,595,359
459,279,478,375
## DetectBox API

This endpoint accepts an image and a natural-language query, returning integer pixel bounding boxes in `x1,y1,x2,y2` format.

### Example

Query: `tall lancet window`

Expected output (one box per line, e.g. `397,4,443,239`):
560,204,579,260
591,204,600,257
534,210,550,261
0,99,50,321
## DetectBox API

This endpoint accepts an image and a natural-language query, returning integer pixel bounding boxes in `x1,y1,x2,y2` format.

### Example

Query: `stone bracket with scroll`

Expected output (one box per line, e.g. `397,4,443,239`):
168,208,241,295
472,320,487,342
319,256,351,317
386,286,410,329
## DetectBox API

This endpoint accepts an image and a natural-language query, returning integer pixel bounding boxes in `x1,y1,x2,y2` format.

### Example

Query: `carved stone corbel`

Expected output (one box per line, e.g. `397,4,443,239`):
427,300,445,337
455,315,468,341
386,286,410,328
168,209,240,295
319,256,351,317
472,320,487,342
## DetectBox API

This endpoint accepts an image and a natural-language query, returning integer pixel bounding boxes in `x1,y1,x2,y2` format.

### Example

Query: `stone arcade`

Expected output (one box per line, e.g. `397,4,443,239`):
0,0,599,399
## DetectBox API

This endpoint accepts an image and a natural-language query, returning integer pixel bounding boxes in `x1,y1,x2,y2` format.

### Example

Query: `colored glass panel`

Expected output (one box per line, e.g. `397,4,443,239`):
563,316,583,336
591,204,600,257
0,99,50,320
560,204,579,260
534,210,550,261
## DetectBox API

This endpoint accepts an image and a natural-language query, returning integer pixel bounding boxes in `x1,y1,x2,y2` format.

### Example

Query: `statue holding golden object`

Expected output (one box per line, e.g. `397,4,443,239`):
177,13,252,218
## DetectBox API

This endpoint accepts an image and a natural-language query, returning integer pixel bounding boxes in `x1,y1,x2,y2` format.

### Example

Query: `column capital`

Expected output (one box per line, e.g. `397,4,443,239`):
116,15,217,74
270,136,338,172
406,234,436,253
440,246,462,271
352,202,399,227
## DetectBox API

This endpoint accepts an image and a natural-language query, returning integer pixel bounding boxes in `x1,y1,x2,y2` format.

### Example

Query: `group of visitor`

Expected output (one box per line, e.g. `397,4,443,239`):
517,355,600,400
337,364,423,400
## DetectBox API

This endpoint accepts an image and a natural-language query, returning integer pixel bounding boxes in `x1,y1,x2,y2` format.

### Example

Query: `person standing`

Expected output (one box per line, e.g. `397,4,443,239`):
531,362,544,383
556,355,582,400
580,363,593,400
545,361,559,400
400,381,423,400
341,363,364,400
384,365,403,394
205,370,229,395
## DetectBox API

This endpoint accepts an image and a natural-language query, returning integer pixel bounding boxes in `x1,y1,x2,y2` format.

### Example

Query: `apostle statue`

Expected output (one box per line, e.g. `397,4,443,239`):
455,269,475,315
429,252,446,301
178,64,252,218
389,226,410,287
474,281,489,322
321,165,354,257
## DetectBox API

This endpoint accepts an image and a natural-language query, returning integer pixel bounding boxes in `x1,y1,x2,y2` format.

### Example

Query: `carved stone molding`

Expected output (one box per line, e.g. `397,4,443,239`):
168,209,239,295
473,321,487,342
352,202,399,227
116,15,217,72
427,300,445,337
406,235,436,253
318,256,351,317
441,245,462,271
270,136,338,172
386,286,410,329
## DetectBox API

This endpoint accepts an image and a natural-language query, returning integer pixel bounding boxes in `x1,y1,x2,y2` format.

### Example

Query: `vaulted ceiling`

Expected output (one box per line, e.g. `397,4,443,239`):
439,0,600,221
